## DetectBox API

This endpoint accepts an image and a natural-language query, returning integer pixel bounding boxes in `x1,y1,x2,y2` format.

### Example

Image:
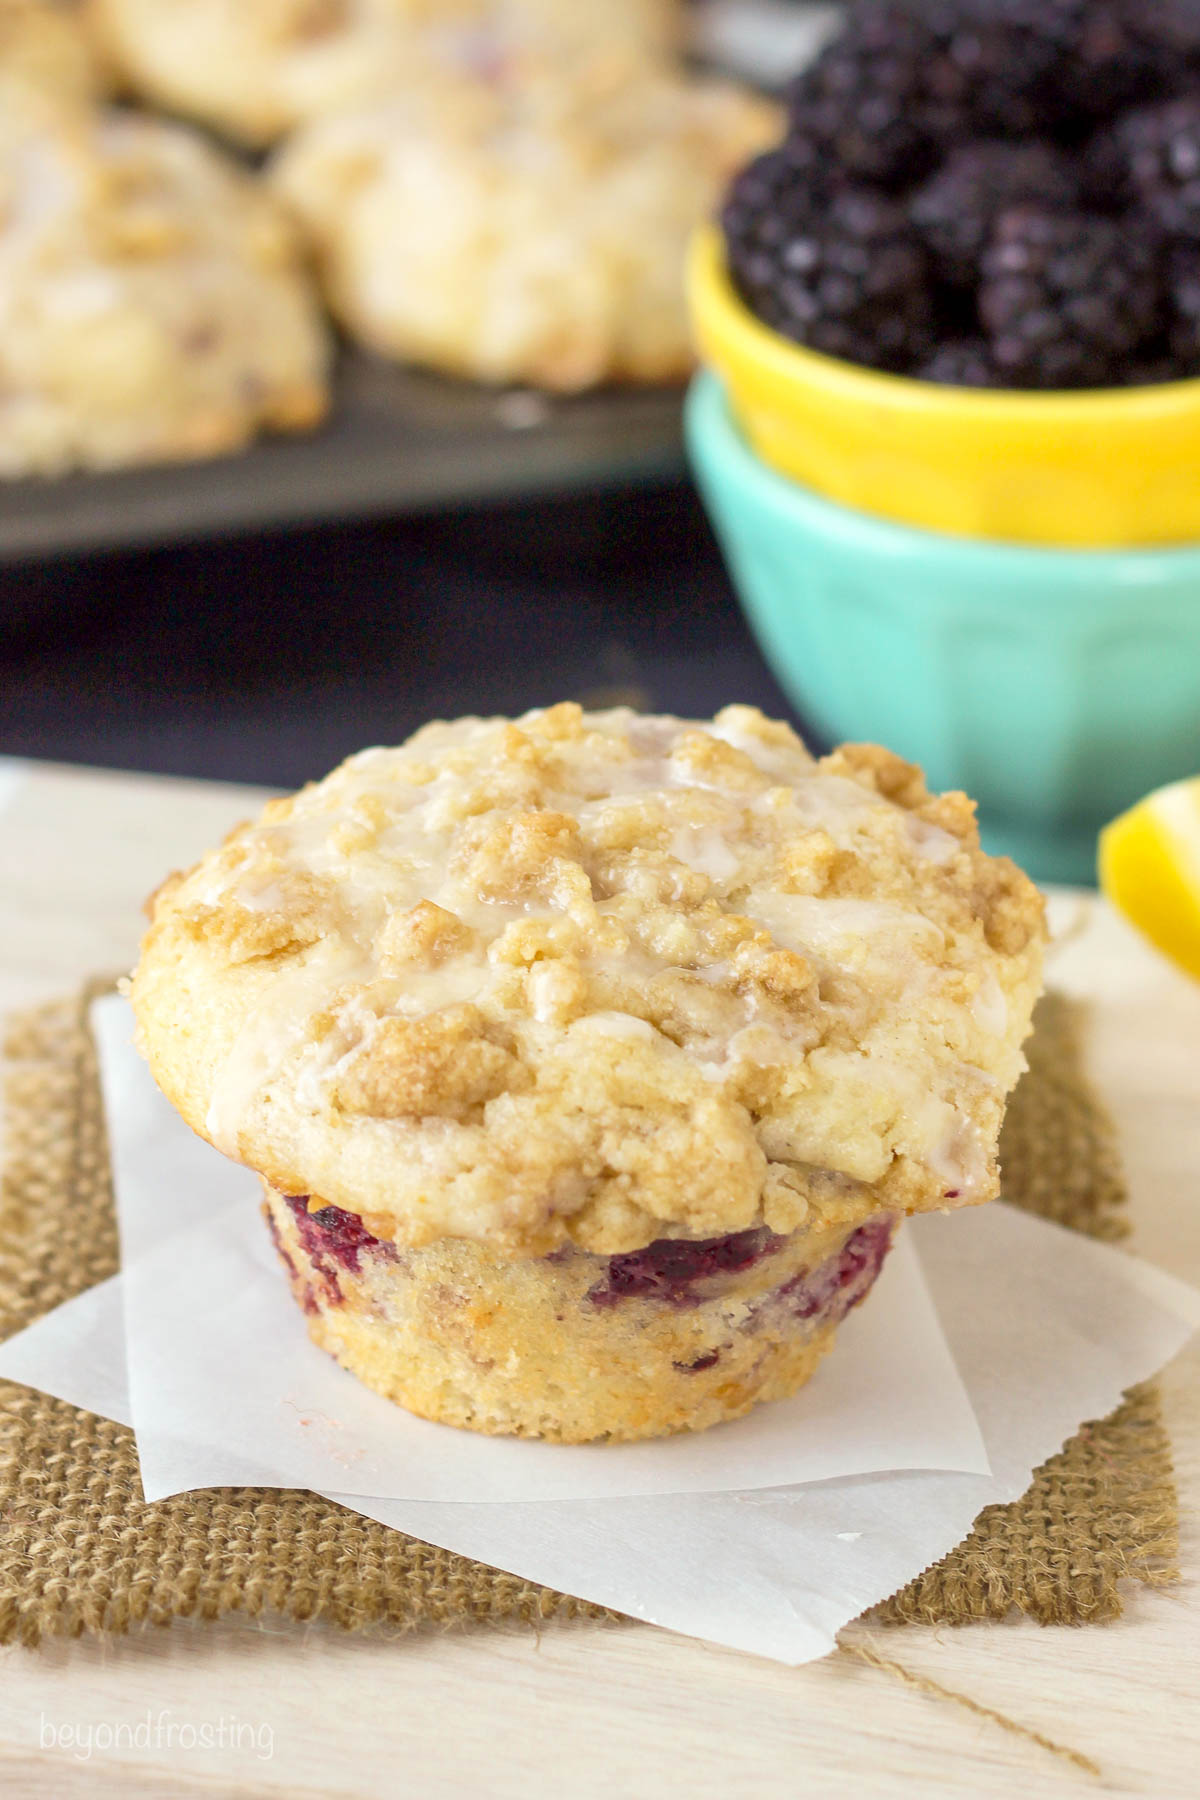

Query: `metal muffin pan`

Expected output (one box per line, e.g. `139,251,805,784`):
0,351,686,564
0,4,845,563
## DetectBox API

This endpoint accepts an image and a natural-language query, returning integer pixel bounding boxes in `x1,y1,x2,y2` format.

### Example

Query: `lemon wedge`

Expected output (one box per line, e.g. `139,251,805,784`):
1098,778,1200,982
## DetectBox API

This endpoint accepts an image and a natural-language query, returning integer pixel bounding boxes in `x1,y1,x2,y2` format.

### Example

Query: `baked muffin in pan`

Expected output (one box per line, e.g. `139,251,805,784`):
0,0,104,113
0,97,330,477
270,64,778,390
87,0,686,147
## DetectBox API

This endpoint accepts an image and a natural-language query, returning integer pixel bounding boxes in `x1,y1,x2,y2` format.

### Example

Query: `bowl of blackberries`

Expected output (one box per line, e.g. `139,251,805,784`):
689,0,1200,547
685,368,1200,884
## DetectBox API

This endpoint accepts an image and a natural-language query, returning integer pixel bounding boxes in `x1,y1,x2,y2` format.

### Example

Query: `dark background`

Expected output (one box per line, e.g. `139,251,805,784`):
0,481,808,789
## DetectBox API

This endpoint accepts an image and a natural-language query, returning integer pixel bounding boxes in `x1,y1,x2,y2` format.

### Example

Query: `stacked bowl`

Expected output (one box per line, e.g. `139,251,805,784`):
685,215,1200,885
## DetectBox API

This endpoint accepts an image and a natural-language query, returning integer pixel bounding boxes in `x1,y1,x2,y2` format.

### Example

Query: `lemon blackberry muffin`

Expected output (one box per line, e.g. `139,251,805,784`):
0,0,103,112
262,1188,898,1440
87,0,684,147
0,99,330,478
270,67,778,390
132,705,1045,1441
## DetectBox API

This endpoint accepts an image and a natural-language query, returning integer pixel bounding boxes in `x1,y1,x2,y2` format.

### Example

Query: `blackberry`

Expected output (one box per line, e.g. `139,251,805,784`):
945,1,1170,129
1089,97,1200,239
588,1228,781,1310
1127,0,1200,61
283,1194,395,1276
721,144,838,299
1119,348,1188,383
911,140,1079,286
1165,242,1200,367
979,204,1163,386
783,2,951,185
1042,0,1171,121
785,1,1161,197
934,0,1082,135
726,173,935,372
781,0,1069,181
916,337,1000,384
780,3,1151,204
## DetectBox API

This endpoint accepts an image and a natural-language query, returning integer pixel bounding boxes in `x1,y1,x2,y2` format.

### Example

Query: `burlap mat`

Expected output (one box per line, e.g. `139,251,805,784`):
0,986,1177,1648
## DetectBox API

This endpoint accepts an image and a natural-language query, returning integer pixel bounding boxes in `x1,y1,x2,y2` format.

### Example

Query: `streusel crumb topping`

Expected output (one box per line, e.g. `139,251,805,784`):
133,705,1044,1253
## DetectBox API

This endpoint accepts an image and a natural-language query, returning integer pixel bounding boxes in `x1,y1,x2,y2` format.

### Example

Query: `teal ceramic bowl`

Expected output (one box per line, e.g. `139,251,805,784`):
685,371,1200,885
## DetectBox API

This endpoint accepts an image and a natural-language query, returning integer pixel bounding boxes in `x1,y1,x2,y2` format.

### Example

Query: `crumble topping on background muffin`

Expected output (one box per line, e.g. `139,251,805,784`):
132,705,1045,1262
0,0,104,114
269,66,779,390
0,97,331,477
87,0,686,147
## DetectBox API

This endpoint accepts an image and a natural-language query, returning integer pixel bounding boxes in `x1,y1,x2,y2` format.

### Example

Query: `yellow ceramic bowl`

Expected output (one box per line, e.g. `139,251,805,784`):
687,224,1200,548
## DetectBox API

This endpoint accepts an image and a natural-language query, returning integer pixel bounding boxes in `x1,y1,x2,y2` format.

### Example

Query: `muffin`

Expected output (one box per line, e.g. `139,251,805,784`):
87,0,685,147
132,705,1045,1440
270,66,779,390
0,99,330,478
0,0,104,113
262,1188,897,1440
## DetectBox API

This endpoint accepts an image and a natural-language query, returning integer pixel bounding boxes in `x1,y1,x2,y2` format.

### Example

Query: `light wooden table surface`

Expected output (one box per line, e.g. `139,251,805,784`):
1,757,1197,1800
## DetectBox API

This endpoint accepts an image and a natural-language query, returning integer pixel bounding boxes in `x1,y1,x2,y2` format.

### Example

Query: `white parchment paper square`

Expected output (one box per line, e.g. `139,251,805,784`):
90,996,989,1503
1,996,1198,1662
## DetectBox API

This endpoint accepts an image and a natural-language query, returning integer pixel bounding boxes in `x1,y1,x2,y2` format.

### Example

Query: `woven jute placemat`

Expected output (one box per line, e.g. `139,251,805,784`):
0,984,1178,1649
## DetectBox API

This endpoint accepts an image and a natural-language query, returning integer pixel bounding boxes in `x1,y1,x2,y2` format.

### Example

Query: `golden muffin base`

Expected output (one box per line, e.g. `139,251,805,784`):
263,1185,895,1442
